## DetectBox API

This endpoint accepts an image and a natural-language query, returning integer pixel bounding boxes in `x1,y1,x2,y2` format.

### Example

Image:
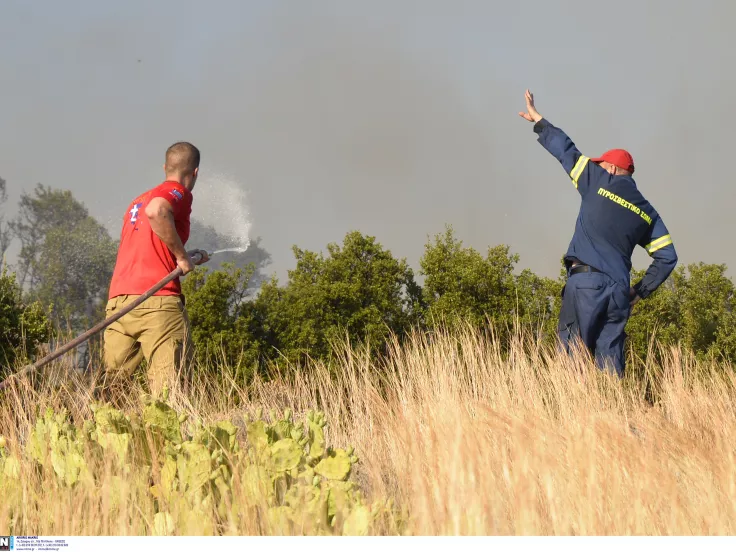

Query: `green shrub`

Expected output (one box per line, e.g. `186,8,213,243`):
0,268,52,372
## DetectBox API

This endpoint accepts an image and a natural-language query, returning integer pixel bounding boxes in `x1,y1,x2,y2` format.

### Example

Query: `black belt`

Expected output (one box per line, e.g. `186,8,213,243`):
569,264,602,276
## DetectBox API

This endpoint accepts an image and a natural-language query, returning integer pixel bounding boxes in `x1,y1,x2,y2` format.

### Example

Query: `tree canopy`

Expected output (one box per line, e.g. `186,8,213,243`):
2,181,735,387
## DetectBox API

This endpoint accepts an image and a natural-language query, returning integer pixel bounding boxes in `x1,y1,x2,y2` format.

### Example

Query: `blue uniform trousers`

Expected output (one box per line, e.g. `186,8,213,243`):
557,270,631,377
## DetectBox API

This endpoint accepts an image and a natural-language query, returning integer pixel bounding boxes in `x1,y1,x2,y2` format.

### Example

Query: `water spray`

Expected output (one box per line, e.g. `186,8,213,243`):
194,173,253,255
0,249,224,391
211,247,249,255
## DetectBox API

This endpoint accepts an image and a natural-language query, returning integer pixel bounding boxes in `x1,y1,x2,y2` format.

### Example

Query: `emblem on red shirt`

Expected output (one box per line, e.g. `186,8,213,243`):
129,202,143,224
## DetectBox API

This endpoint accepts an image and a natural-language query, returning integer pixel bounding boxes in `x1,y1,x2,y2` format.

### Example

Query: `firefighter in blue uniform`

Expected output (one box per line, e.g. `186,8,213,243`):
518,90,678,376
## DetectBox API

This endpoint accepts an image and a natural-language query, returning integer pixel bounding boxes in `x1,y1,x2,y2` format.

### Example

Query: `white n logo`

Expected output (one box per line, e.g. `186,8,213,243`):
0,537,9,547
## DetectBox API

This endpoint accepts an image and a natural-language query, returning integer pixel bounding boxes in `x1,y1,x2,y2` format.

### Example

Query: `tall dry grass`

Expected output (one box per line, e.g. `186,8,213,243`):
1,325,736,535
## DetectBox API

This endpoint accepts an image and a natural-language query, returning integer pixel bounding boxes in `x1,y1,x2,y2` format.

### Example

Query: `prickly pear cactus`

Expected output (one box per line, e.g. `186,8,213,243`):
307,411,327,460
91,403,135,466
141,392,183,445
0,434,21,534
237,407,393,535
150,408,243,535
5,395,401,536
314,446,359,481
0,434,20,480
26,407,92,487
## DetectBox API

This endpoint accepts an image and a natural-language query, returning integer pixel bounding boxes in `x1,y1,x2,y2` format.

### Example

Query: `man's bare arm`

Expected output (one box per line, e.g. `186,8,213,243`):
145,197,194,274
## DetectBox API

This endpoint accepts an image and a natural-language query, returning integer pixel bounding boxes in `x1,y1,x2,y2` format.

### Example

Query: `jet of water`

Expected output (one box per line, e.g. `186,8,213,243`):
212,247,249,255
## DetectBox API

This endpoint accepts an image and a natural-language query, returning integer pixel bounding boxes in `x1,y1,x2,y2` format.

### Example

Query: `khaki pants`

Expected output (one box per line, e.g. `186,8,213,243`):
101,294,194,401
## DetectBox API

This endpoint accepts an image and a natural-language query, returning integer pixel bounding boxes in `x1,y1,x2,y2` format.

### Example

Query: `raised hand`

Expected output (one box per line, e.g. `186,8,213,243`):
518,89,543,123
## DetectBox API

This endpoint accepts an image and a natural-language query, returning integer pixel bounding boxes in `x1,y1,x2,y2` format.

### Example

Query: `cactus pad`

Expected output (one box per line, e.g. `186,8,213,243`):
314,448,358,481
9,398,395,536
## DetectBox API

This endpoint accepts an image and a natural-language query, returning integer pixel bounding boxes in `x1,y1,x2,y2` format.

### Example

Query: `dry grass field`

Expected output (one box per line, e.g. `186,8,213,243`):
1,327,735,535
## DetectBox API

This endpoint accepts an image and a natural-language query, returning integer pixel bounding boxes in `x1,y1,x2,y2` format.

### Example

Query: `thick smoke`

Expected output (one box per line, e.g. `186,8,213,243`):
1,0,734,280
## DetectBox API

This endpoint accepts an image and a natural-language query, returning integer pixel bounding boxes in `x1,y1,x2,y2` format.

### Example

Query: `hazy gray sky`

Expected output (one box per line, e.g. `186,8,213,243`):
1,1,733,282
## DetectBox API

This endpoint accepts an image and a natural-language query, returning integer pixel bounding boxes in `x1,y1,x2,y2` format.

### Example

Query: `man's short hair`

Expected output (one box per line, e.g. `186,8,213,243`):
165,142,200,175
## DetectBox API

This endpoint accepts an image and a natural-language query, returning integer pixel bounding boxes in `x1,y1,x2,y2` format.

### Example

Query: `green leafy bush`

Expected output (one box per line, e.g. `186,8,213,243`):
0,268,52,372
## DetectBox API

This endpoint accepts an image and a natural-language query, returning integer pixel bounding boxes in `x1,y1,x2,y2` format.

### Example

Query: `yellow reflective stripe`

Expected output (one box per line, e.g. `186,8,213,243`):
646,234,673,254
646,234,671,250
569,156,590,188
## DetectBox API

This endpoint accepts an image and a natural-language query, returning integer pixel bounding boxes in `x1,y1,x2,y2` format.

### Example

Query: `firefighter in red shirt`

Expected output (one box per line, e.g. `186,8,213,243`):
101,142,209,400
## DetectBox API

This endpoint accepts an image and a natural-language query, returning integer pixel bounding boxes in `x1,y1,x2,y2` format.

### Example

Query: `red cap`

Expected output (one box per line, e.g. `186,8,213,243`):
590,149,635,174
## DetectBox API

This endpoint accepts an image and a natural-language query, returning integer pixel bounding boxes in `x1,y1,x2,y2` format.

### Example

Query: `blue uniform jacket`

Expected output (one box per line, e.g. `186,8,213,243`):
533,118,678,299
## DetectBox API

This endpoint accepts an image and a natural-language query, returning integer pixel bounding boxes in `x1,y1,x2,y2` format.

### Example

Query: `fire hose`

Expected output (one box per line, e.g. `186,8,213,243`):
0,250,208,391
